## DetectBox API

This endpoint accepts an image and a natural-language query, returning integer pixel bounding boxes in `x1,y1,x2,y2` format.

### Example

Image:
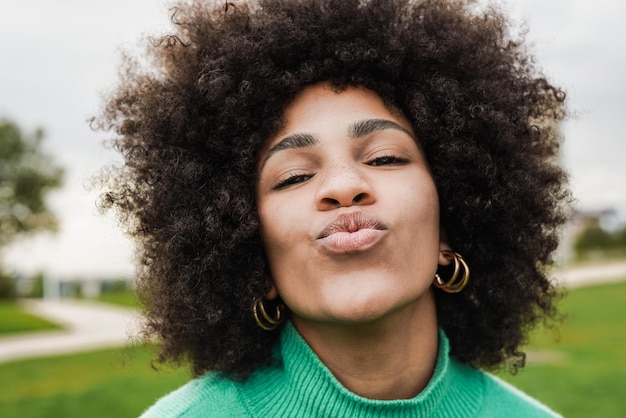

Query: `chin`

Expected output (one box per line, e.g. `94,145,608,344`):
320,291,411,325
327,306,390,324
333,285,435,326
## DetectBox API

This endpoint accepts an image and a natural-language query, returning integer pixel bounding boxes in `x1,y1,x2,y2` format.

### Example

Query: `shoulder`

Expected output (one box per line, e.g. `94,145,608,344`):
476,372,562,417
139,373,249,418
446,359,561,418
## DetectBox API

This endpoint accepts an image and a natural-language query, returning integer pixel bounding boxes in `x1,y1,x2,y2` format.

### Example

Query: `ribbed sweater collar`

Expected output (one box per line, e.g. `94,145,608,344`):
238,322,483,417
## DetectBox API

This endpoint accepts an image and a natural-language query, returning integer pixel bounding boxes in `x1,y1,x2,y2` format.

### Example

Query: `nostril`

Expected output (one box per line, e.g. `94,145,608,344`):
353,193,367,203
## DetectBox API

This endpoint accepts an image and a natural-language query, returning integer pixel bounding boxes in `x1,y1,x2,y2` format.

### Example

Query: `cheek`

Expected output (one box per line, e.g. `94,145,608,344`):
258,200,302,261
399,173,440,221
399,179,441,251
421,185,440,225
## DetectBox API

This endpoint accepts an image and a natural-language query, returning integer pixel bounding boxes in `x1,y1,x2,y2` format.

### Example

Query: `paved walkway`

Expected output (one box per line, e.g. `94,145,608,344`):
1,260,625,364
0,299,140,363
554,259,626,288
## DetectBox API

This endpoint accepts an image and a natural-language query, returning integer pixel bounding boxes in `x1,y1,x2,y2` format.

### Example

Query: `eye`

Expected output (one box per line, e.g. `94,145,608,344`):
273,173,313,190
367,155,409,166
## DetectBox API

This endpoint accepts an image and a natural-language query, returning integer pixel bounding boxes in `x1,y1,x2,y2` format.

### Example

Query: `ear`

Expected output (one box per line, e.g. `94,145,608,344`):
265,277,279,300
438,229,453,266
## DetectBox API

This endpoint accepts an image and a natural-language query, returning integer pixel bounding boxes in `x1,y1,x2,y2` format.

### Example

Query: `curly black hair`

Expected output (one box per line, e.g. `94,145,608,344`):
96,0,569,379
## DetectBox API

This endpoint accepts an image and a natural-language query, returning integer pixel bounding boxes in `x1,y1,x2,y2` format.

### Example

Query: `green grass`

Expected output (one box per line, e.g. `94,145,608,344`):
0,301,62,335
0,345,190,418
96,289,140,309
498,280,626,418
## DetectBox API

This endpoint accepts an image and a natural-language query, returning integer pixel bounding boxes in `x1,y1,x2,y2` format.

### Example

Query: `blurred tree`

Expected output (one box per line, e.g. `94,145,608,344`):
0,270,16,299
573,217,626,260
0,118,64,250
573,219,614,253
29,272,45,298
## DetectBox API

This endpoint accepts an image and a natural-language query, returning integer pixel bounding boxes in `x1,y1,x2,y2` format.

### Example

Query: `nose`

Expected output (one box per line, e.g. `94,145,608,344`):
315,162,375,210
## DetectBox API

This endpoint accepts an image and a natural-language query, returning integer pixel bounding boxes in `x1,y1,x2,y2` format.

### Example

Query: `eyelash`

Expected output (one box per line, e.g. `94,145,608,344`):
367,155,409,166
272,155,408,190
273,174,312,190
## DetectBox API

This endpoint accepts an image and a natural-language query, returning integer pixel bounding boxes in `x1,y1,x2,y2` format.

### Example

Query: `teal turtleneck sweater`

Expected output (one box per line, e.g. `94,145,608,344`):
141,323,560,417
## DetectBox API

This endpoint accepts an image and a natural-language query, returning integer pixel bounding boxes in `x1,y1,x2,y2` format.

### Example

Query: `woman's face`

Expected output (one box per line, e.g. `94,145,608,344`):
257,82,444,326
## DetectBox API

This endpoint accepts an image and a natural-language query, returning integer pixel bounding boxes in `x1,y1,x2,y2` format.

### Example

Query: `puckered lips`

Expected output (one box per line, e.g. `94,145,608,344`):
316,212,388,253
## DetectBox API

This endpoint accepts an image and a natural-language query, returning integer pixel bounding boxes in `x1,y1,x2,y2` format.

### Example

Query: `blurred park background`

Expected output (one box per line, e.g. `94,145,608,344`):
1,0,625,417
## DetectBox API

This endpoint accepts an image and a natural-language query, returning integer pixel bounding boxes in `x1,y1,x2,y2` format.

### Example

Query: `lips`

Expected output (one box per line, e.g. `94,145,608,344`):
316,212,388,253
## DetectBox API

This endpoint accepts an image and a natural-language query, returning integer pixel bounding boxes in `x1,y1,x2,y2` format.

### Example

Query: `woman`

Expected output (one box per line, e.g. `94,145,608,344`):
97,0,569,416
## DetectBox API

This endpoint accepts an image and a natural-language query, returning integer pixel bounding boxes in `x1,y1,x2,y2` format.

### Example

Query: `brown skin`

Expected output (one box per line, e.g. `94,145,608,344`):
257,83,447,398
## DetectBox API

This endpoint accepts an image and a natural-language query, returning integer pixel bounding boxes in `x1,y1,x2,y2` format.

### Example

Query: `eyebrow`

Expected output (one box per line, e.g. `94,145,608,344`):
260,132,319,168
260,118,413,169
267,132,319,154
348,119,413,139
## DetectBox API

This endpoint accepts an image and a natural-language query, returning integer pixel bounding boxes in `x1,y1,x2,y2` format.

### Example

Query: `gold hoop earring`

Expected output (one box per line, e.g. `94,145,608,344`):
434,251,470,293
252,297,285,331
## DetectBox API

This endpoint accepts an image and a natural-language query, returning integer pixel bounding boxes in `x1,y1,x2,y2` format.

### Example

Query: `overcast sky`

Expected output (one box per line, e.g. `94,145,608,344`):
1,0,625,279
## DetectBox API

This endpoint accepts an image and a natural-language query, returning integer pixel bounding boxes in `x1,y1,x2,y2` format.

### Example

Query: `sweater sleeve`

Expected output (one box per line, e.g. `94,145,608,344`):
476,373,563,418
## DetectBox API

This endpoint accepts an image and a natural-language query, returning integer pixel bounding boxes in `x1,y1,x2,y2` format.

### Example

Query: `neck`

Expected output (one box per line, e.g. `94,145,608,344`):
292,291,439,400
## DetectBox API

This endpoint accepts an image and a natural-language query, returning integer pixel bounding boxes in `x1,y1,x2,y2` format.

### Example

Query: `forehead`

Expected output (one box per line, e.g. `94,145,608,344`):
266,82,414,147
